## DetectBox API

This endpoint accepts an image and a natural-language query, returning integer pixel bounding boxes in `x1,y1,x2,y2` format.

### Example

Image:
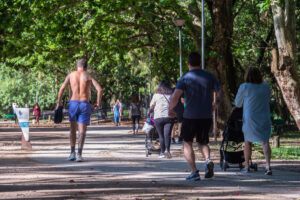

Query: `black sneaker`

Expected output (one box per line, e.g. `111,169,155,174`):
171,138,176,144
205,160,214,178
265,168,272,175
177,137,183,144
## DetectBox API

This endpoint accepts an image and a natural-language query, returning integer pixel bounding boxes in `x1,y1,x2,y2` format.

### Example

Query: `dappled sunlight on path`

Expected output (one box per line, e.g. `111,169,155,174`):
0,125,300,199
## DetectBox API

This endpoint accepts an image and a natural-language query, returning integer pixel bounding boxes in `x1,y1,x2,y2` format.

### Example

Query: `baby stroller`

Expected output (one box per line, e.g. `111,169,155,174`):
220,107,258,171
143,109,160,157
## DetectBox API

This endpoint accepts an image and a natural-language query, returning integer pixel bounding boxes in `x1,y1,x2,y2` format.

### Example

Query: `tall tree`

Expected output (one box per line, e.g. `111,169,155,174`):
271,0,300,130
205,0,239,119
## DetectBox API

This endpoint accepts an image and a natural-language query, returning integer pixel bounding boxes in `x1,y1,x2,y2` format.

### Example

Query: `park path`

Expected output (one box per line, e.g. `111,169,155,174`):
0,125,300,199
27,125,300,199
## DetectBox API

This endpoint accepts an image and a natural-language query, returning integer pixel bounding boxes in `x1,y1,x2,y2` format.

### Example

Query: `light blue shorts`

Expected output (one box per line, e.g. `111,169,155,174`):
68,101,92,125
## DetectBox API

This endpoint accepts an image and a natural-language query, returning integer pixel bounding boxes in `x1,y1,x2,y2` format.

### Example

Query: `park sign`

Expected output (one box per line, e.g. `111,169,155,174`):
15,108,32,150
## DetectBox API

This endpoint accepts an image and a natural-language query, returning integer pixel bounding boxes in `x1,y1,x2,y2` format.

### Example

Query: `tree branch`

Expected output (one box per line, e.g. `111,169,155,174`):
51,0,88,13
257,24,274,66
233,0,247,19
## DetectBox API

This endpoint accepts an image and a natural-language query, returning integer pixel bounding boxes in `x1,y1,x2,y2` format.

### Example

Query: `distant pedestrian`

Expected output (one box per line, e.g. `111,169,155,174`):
114,99,122,126
234,67,272,175
150,80,175,159
119,100,124,124
12,103,19,124
129,96,141,135
33,103,41,125
169,52,223,181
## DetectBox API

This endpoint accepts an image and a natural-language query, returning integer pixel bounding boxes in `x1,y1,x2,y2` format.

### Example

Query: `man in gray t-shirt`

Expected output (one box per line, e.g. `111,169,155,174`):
169,52,223,181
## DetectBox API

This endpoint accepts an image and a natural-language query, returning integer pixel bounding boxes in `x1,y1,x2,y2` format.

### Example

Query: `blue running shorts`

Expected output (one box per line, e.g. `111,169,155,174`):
68,101,92,125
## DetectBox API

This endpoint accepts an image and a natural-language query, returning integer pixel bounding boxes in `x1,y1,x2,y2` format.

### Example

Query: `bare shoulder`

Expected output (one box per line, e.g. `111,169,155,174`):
84,72,93,81
69,71,77,78
86,71,95,81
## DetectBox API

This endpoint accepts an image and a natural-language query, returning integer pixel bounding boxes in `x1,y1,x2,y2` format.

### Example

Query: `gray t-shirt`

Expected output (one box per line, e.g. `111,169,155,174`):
131,104,141,116
176,69,221,119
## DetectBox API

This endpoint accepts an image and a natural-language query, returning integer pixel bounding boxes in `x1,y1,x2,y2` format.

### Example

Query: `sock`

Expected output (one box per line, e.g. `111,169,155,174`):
71,146,75,153
78,148,82,155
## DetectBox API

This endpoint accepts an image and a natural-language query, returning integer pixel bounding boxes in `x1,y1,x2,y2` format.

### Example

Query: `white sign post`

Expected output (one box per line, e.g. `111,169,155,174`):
16,108,32,150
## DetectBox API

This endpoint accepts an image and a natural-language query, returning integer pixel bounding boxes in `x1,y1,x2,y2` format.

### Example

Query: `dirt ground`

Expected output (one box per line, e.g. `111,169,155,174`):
0,121,300,200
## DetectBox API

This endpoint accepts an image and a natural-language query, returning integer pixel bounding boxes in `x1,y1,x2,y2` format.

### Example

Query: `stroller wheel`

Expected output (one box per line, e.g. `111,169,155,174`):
238,163,243,169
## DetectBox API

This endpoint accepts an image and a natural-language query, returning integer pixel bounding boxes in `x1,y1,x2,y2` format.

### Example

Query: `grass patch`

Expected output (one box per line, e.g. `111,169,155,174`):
253,145,300,160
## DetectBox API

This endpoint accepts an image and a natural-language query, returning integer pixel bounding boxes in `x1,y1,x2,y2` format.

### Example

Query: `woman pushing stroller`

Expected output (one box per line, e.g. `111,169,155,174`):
234,67,273,175
150,80,175,159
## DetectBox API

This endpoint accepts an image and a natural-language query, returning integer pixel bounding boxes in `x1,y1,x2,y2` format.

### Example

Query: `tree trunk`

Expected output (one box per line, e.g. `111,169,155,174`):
271,0,300,130
205,0,235,121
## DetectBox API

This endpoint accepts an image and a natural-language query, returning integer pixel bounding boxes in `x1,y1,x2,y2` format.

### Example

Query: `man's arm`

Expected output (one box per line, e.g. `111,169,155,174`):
91,76,103,109
169,89,183,118
56,74,70,109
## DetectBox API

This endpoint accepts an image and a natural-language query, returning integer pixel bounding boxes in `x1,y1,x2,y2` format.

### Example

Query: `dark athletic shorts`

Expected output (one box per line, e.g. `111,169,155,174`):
181,118,212,144
176,113,183,123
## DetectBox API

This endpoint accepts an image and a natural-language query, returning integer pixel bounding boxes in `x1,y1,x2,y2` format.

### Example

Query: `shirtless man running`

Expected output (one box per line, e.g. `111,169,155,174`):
56,59,102,162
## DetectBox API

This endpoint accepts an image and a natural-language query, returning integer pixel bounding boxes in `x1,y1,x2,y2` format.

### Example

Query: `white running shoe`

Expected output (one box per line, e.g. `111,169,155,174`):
67,152,76,161
76,154,84,162
158,153,165,158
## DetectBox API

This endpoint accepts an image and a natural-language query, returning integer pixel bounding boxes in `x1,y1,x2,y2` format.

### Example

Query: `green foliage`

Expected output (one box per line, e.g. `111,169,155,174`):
256,0,271,13
0,0,297,123
0,65,58,116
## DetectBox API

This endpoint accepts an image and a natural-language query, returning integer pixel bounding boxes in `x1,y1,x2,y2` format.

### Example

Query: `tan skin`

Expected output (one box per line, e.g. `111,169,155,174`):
169,63,223,173
57,65,102,153
171,97,185,139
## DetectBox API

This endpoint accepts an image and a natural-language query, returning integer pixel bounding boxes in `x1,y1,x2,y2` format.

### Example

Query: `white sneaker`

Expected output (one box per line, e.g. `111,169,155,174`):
76,154,84,162
159,153,165,158
67,152,76,161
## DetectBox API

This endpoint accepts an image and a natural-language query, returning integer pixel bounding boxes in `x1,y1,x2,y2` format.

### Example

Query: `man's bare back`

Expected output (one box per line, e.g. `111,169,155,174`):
69,70,92,102
57,67,102,109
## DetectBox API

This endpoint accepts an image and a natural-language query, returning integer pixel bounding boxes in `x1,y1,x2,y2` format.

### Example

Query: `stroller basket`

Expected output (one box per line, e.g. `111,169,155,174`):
220,107,257,171
144,117,160,157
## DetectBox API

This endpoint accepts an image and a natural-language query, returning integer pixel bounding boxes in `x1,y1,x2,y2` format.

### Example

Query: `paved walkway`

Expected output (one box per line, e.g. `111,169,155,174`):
28,125,300,199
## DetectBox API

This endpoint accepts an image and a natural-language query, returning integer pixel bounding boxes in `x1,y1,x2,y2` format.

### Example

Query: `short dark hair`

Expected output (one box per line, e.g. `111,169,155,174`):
244,67,263,84
187,52,201,67
77,58,88,69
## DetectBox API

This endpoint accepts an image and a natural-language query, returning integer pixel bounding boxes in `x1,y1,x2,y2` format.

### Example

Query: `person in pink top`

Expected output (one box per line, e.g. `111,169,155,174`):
33,103,41,125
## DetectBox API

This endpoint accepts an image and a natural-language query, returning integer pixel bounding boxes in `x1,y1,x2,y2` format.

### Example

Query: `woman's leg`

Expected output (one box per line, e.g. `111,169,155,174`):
135,116,140,133
262,141,271,169
244,141,252,168
132,116,136,134
163,119,174,152
155,118,165,153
